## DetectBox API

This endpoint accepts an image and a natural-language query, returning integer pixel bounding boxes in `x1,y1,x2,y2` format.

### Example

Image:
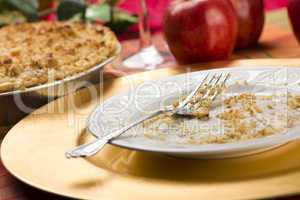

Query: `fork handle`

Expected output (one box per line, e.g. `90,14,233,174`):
65,138,109,158
65,109,163,158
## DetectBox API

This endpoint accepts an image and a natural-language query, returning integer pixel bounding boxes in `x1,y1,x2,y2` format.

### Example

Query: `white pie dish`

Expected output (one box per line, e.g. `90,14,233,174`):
87,67,300,159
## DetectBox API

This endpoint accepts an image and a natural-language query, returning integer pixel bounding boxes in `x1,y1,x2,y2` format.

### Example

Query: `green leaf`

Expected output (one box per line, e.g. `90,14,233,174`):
68,13,83,22
0,0,9,12
86,2,137,34
107,9,137,34
85,3,110,22
57,0,87,21
107,0,120,6
4,0,38,21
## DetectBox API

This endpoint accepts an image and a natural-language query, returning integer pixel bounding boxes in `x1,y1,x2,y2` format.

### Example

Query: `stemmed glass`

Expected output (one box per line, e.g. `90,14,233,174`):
120,0,168,70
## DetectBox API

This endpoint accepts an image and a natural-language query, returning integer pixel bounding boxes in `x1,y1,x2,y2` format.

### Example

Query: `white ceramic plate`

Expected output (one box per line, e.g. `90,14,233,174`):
88,67,300,159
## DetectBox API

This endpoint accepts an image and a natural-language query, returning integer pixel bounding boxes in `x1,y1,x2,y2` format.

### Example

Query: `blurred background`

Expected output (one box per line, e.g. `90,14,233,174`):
0,0,289,35
2,0,295,67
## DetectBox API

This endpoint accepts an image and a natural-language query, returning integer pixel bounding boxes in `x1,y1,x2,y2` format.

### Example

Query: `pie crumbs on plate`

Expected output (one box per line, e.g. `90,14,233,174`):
141,85,300,144
0,21,118,93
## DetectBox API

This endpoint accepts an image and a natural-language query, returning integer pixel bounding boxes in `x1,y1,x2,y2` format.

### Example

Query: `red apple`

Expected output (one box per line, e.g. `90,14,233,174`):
163,0,238,65
288,0,300,43
230,0,265,49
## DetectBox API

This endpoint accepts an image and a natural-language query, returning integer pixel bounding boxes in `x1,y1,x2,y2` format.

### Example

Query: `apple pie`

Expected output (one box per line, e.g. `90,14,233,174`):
0,21,118,93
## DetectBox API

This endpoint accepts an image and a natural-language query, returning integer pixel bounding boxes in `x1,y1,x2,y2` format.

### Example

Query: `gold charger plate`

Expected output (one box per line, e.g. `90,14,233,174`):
2,59,300,200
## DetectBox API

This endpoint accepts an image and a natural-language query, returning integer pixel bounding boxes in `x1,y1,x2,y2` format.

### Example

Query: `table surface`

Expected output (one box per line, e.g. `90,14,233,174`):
1,8,300,200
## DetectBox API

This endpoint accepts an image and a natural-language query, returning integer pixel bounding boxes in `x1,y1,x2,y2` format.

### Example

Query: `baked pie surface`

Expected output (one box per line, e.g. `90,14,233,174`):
0,21,118,93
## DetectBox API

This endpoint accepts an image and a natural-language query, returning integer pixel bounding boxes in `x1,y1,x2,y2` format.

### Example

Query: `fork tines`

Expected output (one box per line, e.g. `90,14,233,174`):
198,72,230,99
176,72,230,111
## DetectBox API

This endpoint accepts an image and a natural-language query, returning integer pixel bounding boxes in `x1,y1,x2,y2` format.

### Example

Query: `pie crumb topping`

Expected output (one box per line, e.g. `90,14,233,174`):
0,21,118,92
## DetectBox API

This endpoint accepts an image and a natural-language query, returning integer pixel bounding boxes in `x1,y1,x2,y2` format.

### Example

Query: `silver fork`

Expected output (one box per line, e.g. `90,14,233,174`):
65,73,230,158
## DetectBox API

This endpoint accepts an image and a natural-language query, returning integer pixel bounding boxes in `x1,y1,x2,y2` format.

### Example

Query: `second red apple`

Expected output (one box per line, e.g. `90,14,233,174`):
163,0,237,64
230,0,265,49
288,0,300,43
